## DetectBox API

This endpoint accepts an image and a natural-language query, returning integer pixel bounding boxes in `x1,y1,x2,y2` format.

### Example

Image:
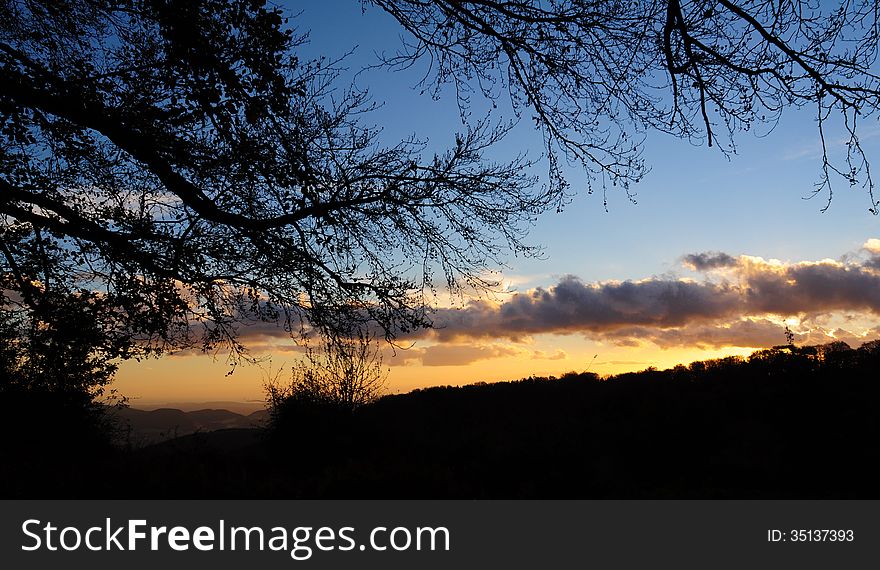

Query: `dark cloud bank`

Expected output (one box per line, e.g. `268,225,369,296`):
230,242,880,356
417,242,880,349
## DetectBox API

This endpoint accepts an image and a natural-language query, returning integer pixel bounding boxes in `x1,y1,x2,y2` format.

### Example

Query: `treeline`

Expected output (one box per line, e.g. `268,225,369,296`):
189,339,880,498
3,340,879,498
274,339,878,498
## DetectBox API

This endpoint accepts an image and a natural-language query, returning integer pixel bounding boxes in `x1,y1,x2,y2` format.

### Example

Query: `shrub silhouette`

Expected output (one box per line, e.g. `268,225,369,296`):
264,334,385,471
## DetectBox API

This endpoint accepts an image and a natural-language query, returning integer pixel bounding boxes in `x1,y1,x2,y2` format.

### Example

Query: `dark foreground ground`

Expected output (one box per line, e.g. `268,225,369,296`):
2,342,879,498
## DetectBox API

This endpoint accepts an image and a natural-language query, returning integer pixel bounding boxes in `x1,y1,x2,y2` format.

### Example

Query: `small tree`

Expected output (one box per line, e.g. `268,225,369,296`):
266,332,388,415
264,333,387,463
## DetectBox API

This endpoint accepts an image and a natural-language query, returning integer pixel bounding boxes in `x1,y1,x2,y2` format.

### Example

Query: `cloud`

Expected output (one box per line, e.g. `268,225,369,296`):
863,239,880,270
419,344,522,367
388,344,568,367
864,238,880,254
681,252,739,271
531,349,567,361
227,241,880,354
242,342,308,355
407,242,880,349
741,260,880,315
599,318,848,349
427,276,744,341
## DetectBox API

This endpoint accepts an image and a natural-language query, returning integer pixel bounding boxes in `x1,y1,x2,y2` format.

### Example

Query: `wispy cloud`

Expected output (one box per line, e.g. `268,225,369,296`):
386,343,567,367
782,125,880,161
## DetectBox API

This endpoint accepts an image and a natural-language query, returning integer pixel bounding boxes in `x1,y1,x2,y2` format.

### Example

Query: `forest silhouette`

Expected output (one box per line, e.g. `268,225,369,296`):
2,339,878,498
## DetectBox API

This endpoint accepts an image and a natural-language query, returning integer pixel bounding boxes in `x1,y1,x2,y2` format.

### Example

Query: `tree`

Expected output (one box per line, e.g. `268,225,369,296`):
373,0,880,210
0,0,546,372
0,289,119,395
0,298,120,488
263,333,386,465
2,0,879,389
266,332,388,414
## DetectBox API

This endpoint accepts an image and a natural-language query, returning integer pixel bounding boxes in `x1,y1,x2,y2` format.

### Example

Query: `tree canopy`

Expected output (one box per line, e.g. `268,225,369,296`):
2,0,879,388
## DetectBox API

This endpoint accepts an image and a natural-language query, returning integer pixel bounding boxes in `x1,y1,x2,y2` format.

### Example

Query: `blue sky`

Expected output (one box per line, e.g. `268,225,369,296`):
114,0,880,405
289,0,879,282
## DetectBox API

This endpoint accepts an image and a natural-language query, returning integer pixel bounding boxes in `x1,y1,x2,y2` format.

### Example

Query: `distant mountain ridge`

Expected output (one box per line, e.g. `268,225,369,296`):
111,406,269,445
130,401,267,415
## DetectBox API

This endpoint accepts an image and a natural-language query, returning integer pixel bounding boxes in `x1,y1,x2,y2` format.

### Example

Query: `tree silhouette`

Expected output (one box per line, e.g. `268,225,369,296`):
0,299,120,491
266,332,387,414
0,0,547,371
2,0,879,383
373,0,880,209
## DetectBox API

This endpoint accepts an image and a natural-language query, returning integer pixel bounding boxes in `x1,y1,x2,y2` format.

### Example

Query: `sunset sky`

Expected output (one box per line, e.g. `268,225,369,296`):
114,0,880,408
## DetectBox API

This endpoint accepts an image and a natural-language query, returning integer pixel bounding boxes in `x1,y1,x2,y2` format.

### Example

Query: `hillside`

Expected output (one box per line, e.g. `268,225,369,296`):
3,341,879,498
110,407,269,445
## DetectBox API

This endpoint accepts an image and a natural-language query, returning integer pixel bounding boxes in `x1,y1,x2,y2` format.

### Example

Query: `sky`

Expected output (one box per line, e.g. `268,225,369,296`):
113,0,880,408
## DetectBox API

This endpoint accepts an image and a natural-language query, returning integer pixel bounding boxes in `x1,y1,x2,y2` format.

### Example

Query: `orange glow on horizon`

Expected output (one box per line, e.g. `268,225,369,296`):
112,338,765,408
